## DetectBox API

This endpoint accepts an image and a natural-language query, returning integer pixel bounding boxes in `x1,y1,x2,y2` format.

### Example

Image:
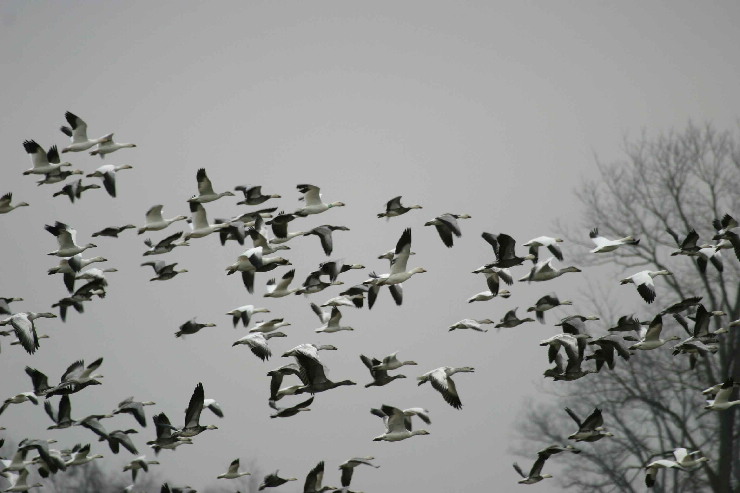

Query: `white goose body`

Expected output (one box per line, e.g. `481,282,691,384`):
59,111,112,153
138,205,188,234
0,193,29,214
90,134,136,158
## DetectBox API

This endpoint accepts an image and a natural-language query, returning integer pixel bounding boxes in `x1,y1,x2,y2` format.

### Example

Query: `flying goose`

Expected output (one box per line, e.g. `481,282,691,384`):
371,405,430,442
317,260,365,282
143,231,189,256
627,314,680,350
226,305,270,328
302,461,336,493
245,217,291,254
522,236,564,262
322,284,369,309
45,357,104,398
92,224,136,238
418,366,474,409
141,261,188,281
359,355,407,388
59,111,112,153
269,396,314,418
586,336,631,371
0,296,23,316
175,318,216,338
22,141,71,175
512,454,552,485
216,218,246,246
36,167,83,186
188,168,235,203
217,458,251,479
175,383,218,438
259,471,298,490
203,398,225,418
564,407,613,442
482,233,535,268
471,265,513,297
620,270,672,304
0,392,38,416
101,429,138,456
233,332,287,361
45,221,97,257
299,270,343,296
449,318,495,332
265,269,301,297
267,363,306,401
226,247,291,293
113,397,156,427
265,211,303,241
138,205,188,234
466,289,511,303
305,225,350,256
0,193,29,214
86,164,134,197
338,457,379,488
18,438,67,475
147,412,193,454
667,228,701,256
314,306,353,333
249,318,291,334
235,184,281,205
424,213,471,247
644,459,684,488
377,196,422,218
519,257,581,282
2,468,43,492
44,395,73,429
123,456,160,482
284,345,355,394
589,227,639,253
372,352,417,371
365,228,426,289
690,246,724,273
294,184,345,216
704,378,740,411
52,179,101,203
89,134,136,158
714,230,740,262
607,314,641,334
185,202,229,240
527,294,572,324
495,308,534,329
0,312,56,354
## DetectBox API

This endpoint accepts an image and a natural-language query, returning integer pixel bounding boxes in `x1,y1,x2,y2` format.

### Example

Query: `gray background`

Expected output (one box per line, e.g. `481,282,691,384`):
1,1,739,491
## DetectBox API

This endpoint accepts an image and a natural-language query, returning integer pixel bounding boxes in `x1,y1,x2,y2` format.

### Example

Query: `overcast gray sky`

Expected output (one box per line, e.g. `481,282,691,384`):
1,1,739,491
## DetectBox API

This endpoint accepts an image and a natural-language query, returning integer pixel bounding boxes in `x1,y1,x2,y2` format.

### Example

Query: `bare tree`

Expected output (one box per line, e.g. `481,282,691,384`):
517,123,740,492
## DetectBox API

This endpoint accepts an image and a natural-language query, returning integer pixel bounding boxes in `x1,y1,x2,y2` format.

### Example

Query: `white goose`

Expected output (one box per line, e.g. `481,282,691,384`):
372,352,417,371
314,306,354,333
704,378,740,411
628,315,680,350
371,405,431,442
226,305,270,328
2,468,43,492
264,269,300,298
185,203,229,240
644,459,684,488
86,164,133,198
294,184,345,216
59,111,112,153
466,289,511,303
89,134,136,158
232,331,287,361
0,193,29,214
188,168,235,203
48,255,107,292
522,235,564,262
519,257,581,282
589,227,640,253
138,205,188,235
217,458,251,479
619,270,672,304
449,318,495,332
417,366,474,409
249,318,291,334
365,228,427,287
22,141,71,175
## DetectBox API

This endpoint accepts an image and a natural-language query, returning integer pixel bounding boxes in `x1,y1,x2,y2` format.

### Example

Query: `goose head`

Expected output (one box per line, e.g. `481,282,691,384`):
329,202,346,208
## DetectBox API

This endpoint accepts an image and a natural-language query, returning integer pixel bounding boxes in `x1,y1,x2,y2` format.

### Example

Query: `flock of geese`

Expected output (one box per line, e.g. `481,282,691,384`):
0,111,739,492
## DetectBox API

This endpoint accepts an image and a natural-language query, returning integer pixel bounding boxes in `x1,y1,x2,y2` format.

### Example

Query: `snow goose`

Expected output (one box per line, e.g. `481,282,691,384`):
141,261,188,281
188,168,235,203
527,294,572,324
147,412,193,454
123,456,160,482
226,247,291,293
233,332,287,361
59,111,112,153
216,218,246,246
644,459,684,488
564,407,613,442
712,213,737,238
377,196,422,218
294,184,345,216
185,202,229,240
46,357,104,397
0,193,29,214
143,231,189,256
44,396,74,430
586,336,630,371
365,228,426,288
607,314,641,333
627,314,680,350
338,457,379,488
226,304,270,328
471,265,513,297
424,213,471,248
89,134,136,158
0,392,38,416
373,352,417,371
269,396,314,418
22,141,71,175
619,270,672,304
314,306,353,333
589,227,639,253
317,260,365,282
519,257,581,282
299,271,343,296
138,205,188,235
495,308,534,329
704,378,740,411
2,468,43,492
418,366,474,409
249,318,291,334
305,225,350,256
45,221,97,257
691,245,724,273
522,236,564,262
540,333,587,364
482,233,535,268
92,224,136,238
449,318,494,332
259,471,298,490
113,397,156,427
176,383,218,438
667,227,701,256
303,461,337,492
512,454,553,485
175,318,216,338
466,289,511,303
245,218,291,254
0,312,56,354
0,296,23,316
371,405,430,442
217,458,251,479
65,444,103,466
235,184,281,205
714,230,740,262
267,363,306,401
52,179,101,203
360,355,407,388
36,167,83,186
86,164,133,197
264,269,301,297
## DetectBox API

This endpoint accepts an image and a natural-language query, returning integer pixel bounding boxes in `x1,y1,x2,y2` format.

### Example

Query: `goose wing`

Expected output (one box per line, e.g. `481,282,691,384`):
145,205,165,224
102,171,116,197
564,407,582,427
64,112,89,142
310,303,328,323
429,369,463,409
581,408,604,431
11,314,39,354
276,269,295,290
190,202,209,230
297,184,322,206
157,231,184,248
310,226,334,255
184,383,204,428
389,228,412,275
389,284,403,306
24,140,50,169
304,460,325,491
380,405,407,432
0,193,12,209
643,315,663,341
385,196,403,211
196,168,215,195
